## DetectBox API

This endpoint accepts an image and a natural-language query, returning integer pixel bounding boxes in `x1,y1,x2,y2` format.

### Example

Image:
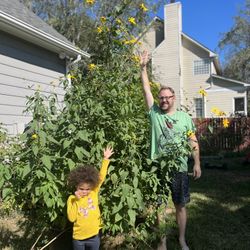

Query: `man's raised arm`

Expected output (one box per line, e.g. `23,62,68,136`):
140,50,154,110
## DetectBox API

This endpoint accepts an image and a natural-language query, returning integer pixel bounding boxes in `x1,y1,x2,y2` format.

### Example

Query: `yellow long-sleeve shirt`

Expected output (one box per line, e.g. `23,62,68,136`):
67,159,110,240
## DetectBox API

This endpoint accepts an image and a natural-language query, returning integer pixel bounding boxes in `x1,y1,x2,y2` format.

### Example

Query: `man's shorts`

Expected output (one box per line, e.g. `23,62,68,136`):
169,172,190,206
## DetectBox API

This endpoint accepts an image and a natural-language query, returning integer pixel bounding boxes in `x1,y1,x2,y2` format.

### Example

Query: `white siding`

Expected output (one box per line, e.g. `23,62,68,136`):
181,36,211,115
0,31,66,135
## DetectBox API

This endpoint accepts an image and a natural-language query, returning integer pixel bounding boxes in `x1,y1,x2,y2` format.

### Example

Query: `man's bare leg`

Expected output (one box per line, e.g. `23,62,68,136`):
175,204,189,250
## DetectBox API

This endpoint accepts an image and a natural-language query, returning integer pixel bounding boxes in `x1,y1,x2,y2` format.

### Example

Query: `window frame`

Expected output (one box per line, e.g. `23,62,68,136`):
194,97,204,118
233,97,246,115
193,58,210,75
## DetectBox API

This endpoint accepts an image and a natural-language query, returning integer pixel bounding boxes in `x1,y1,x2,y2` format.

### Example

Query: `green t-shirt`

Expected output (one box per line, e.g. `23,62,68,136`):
148,104,195,172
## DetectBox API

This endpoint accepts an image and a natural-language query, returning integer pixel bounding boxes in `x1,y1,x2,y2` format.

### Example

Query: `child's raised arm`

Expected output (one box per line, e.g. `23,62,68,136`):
103,146,114,160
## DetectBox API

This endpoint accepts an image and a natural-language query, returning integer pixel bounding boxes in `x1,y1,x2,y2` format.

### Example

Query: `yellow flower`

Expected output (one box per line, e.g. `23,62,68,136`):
211,107,221,116
67,74,76,79
88,63,96,71
132,55,140,63
222,118,230,128
100,16,106,23
124,38,137,45
97,26,103,33
128,17,136,25
116,18,122,25
187,130,195,138
139,3,148,12
31,134,38,140
198,89,207,97
86,0,95,5
149,82,160,89
219,111,226,116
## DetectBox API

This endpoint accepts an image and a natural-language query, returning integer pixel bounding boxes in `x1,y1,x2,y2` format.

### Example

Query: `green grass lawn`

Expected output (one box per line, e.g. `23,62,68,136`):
1,157,250,249
165,157,250,250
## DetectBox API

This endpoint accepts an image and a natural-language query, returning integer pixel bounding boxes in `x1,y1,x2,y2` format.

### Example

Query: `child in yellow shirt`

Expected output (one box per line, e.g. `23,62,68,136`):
67,146,114,250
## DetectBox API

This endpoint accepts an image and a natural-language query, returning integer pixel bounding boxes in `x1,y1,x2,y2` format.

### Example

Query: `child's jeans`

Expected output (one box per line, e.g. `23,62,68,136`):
72,234,100,250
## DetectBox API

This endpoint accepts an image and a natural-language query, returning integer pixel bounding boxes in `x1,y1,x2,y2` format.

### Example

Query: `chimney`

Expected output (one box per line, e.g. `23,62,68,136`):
164,2,183,105
152,2,183,107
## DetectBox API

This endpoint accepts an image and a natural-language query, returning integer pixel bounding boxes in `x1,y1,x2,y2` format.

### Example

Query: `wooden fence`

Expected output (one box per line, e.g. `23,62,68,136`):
193,118,250,155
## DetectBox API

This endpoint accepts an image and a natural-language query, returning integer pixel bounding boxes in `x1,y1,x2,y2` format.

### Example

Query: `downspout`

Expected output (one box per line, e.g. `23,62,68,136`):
202,56,214,118
66,55,82,85
209,56,214,87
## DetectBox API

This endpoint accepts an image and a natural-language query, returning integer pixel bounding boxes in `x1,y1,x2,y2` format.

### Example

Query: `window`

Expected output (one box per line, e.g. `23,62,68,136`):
194,59,210,75
234,97,245,114
195,98,204,117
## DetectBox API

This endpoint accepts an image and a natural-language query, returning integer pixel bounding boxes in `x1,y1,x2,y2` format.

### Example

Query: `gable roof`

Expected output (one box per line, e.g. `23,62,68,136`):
0,0,90,59
212,74,250,87
181,32,222,75
145,17,222,75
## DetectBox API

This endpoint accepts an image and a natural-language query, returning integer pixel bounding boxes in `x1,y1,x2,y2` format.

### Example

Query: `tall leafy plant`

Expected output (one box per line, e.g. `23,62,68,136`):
1,1,193,247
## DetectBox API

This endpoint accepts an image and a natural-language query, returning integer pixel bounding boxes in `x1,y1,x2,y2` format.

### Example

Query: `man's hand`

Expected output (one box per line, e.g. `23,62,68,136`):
193,163,201,180
140,50,150,68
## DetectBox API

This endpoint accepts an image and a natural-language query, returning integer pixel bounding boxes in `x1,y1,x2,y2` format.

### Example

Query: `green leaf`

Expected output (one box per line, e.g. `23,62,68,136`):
82,148,90,158
63,139,73,149
114,213,123,222
120,170,129,181
77,130,90,142
127,196,135,209
68,159,75,170
122,184,131,196
22,164,31,178
74,146,83,160
68,124,76,132
41,155,52,170
111,173,118,184
133,177,138,188
32,145,39,156
128,209,136,225
112,203,123,214
36,169,45,178
47,135,60,145
2,188,12,199
39,130,47,147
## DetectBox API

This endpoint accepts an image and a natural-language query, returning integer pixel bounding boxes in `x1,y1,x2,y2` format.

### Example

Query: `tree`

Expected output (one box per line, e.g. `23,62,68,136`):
20,0,167,55
219,0,250,83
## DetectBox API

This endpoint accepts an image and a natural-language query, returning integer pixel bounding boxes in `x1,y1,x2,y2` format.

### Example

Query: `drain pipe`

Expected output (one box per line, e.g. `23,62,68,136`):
66,54,82,85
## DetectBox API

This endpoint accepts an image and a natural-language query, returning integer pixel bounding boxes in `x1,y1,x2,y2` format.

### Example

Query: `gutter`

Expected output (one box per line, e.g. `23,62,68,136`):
0,10,90,59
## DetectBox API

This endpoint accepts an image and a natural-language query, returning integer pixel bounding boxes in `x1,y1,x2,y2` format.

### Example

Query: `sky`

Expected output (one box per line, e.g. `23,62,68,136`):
155,0,246,62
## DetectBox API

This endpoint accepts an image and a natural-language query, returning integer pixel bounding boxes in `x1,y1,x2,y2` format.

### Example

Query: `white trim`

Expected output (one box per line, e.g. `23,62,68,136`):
212,74,250,86
182,32,217,57
206,86,248,93
233,96,247,115
0,10,90,59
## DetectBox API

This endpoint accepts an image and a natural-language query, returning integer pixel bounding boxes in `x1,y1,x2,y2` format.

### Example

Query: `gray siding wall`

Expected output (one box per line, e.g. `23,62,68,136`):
0,31,66,135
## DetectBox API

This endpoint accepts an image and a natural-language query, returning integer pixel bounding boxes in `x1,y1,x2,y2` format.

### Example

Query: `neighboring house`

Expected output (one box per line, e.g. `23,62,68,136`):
139,2,250,118
0,0,90,135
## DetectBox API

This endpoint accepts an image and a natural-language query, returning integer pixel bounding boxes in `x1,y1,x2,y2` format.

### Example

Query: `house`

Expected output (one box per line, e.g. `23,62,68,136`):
0,0,90,135
139,1,250,118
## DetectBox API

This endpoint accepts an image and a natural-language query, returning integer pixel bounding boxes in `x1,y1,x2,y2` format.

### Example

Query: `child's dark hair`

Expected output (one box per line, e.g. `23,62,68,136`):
67,165,100,189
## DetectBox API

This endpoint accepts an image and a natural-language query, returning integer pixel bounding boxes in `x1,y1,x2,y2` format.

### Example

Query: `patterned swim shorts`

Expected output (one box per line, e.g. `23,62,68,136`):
169,172,190,206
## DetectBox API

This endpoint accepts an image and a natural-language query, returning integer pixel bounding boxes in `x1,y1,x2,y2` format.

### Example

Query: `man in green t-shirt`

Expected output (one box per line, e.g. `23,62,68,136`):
140,50,201,250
